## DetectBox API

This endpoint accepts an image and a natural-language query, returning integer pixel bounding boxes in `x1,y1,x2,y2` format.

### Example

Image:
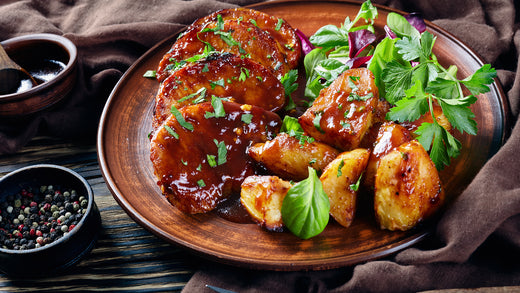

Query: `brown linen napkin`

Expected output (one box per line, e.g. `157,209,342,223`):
182,0,520,292
0,0,262,154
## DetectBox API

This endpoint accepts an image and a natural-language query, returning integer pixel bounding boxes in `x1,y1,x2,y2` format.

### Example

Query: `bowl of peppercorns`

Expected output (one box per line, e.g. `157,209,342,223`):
0,164,101,277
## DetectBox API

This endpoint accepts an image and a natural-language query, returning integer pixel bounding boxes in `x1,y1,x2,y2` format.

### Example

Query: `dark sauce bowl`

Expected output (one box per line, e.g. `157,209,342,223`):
0,164,101,277
0,34,77,117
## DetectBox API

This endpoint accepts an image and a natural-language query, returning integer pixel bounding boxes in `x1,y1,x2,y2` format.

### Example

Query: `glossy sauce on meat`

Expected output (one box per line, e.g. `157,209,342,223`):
192,8,302,69
156,19,289,81
153,53,285,130
299,68,379,151
150,101,281,214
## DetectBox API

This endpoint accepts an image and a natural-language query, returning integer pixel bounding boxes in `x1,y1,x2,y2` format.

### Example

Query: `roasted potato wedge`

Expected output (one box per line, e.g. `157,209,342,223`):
374,140,445,231
192,8,301,69
248,133,340,181
150,101,281,214
299,68,379,151
364,122,413,188
153,53,285,130
320,148,370,228
240,175,293,231
156,19,289,81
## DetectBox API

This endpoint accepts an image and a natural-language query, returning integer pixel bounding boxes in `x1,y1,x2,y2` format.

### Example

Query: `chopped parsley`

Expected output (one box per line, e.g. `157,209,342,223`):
170,105,193,131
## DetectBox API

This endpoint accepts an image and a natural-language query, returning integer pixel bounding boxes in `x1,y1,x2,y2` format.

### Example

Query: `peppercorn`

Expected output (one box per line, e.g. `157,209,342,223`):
0,185,88,250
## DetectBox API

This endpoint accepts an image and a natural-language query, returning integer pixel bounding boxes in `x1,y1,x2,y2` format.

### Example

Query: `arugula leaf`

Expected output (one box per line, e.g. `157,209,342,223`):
281,167,330,239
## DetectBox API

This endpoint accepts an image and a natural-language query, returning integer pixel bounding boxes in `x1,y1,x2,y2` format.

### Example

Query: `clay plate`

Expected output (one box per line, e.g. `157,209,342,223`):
97,0,508,271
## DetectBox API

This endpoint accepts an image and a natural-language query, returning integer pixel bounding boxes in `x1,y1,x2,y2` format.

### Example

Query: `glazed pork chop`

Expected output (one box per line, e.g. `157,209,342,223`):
156,18,289,82
192,7,302,69
150,101,281,214
152,53,285,130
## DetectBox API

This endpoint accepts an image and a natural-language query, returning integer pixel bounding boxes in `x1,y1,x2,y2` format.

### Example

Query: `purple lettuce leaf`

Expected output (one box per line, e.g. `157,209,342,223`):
296,29,315,55
348,29,376,58
405,12,426,33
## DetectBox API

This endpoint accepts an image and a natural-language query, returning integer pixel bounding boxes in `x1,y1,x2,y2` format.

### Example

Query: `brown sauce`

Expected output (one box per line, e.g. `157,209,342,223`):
214,194,253,224
13,59,65,94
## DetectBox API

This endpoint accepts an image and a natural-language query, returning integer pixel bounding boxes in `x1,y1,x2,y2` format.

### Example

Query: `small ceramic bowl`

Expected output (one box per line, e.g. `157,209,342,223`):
0,164,101,277
0,33,78,117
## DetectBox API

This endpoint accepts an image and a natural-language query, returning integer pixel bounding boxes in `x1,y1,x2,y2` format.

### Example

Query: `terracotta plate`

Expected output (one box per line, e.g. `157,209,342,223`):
97,0,508,271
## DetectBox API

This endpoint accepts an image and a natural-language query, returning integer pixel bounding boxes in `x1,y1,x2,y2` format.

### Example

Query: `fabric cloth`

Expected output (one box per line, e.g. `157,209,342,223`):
1,0,518,292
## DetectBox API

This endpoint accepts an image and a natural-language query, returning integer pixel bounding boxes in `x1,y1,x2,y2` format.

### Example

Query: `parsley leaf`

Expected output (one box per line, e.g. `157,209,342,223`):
281,69,299,111
170,105,194,131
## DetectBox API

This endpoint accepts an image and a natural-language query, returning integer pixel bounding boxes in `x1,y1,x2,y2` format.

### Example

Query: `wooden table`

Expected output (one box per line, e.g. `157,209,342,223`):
0,136,196,292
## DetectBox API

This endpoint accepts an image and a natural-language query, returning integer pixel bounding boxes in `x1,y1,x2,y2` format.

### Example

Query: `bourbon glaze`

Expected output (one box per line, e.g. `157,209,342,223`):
150,101,281,214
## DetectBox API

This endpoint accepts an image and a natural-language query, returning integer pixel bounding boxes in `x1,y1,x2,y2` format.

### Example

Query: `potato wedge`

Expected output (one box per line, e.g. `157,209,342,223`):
364,122,413,188
240,175,292,232
320,148,370,228
299,68,379,151
248,133,340,181
374,140,445,231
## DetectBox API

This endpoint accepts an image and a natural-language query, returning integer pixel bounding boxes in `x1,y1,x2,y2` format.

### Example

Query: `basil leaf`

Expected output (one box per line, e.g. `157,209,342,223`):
282,167,330,239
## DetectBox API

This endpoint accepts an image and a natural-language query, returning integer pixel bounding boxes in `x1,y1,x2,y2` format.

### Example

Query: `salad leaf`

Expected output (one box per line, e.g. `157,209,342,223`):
282,167,330,239
280,116,315,145
281,69,299,111
386,12,420,39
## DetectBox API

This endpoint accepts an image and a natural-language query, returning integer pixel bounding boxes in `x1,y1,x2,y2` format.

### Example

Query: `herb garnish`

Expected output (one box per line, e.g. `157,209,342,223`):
281,167,330,239
170,105,194,131
368,12,497,169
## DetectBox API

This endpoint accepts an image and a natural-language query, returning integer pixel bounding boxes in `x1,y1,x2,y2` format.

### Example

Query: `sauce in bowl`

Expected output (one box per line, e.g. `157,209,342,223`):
14,59,66,94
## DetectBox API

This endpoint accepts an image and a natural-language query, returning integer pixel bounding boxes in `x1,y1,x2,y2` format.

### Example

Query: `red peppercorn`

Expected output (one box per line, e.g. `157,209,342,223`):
35,230,43,237
68,225,76,232
30,201,37,207
17,224,24,231
43,203,51,211
30,228,36,236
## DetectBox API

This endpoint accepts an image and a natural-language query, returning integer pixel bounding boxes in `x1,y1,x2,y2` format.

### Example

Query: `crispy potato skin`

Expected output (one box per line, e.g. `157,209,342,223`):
320,148,370,228
374,140,445,231
248,133,340,181
192,8,301,69
364,122,413,188
153,54,285,130
299,68,379,151
240,175,292,231
156,19,289,81
150,101,281,214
